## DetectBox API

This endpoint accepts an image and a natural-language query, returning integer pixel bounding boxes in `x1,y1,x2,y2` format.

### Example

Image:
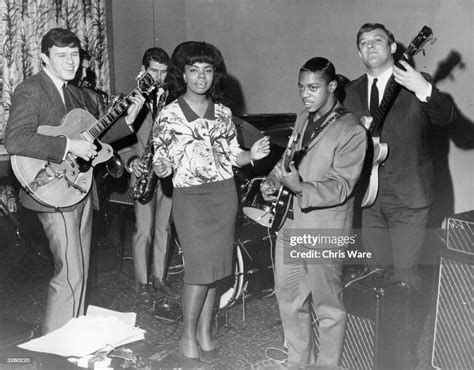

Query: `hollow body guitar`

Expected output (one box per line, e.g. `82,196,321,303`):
360,25,434,207
11,72,156,208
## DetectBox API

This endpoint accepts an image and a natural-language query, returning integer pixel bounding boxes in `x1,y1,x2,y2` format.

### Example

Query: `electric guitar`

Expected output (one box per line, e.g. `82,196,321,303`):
11,72,156,208
360,25,434,207
269,132,300,231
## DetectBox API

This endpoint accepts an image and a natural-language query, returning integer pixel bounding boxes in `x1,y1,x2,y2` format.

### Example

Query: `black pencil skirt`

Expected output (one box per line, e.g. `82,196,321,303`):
172,178,238,284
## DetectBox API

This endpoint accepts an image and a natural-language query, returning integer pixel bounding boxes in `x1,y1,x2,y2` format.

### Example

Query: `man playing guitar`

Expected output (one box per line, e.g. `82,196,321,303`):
260,57,367,368
344,23,457,367
4,28,144,334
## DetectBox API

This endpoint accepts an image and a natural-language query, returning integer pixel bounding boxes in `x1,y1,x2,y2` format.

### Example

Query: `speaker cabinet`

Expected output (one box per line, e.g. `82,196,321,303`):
446,211,474,255
312,275,412,370
432,211,474,369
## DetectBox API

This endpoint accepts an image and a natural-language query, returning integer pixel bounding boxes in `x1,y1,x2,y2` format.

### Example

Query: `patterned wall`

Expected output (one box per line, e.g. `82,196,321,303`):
0,0,110,141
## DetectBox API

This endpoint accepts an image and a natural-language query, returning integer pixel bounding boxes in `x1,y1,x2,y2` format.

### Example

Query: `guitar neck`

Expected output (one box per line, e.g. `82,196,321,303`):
369,50,418,135
283,132,300,172
86,87,141,139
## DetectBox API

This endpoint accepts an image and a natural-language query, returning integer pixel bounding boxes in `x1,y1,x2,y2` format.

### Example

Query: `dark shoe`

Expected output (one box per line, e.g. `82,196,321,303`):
152,297,182,323
198,341,221,362
152,277,180,300
135,283,151,303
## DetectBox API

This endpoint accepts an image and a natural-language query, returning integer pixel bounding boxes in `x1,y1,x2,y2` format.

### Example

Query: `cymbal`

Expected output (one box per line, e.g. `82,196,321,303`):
264,128,292,148
233,115,294,148
233,116,264,149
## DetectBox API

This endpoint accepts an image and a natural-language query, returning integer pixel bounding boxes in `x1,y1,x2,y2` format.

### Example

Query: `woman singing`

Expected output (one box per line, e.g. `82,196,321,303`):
153,41,270,360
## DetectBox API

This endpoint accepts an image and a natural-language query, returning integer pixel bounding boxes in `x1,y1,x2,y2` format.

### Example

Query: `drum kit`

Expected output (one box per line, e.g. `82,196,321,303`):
217,115,295,311
217,202,277,311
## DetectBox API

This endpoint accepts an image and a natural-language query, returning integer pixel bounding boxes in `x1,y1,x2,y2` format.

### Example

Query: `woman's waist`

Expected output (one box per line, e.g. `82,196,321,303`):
173,176,236,194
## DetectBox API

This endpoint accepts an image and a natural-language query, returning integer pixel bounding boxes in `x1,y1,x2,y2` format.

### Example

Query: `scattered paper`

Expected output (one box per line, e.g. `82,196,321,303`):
18,306,145,357
86,305,137,327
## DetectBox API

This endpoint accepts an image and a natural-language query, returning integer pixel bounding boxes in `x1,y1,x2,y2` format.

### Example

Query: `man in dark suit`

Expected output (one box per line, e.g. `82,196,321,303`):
119,47,178,303
4,28,144,334
344,23,456,365
345,22,456,291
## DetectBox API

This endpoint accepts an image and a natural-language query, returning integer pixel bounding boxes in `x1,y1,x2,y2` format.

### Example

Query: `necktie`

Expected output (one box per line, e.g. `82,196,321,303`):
150,93,158,121
62,83,74,112
370,78,379,117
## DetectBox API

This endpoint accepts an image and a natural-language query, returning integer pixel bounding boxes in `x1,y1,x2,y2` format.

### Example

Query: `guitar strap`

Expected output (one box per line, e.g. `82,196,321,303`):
299,106,349,155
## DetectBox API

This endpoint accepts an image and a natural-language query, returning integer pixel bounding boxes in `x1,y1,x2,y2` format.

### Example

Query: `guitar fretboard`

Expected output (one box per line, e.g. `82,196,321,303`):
369,76,401,135
87,88,140,139
369,25,433,136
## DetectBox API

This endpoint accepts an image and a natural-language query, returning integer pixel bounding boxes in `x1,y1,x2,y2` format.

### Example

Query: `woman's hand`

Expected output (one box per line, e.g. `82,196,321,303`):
153,156,173,177
249,136,271,162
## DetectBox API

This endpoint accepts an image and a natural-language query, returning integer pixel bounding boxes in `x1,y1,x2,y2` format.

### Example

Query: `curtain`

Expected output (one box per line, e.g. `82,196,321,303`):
0,0,110,140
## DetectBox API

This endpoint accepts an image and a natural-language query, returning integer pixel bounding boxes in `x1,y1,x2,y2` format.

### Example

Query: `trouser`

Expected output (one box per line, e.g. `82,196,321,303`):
38,194,93,334
275,219,346,367
362,171,430,367
362,171,429,292
132,184,172,283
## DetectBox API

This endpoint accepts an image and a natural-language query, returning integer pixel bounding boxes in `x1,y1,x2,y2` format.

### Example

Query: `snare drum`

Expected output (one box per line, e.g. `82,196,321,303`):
218,232,275,310
241,177,274,228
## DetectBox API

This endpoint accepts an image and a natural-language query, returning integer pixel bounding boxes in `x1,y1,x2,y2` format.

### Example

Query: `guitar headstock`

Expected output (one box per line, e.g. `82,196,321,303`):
136,71,157,96
404,26,435,59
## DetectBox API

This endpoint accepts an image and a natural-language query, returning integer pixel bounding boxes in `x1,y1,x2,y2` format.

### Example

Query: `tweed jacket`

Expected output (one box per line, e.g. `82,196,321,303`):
4,70,132,212
344,74,457,208
270,101,367,231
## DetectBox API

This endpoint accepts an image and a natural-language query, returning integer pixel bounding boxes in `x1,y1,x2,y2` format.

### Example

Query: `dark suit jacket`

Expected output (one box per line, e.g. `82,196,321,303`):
344,74,456,208
4,70,132,212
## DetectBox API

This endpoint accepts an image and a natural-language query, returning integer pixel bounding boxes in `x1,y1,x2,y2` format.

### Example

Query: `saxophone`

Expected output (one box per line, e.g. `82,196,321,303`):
132,87,168,204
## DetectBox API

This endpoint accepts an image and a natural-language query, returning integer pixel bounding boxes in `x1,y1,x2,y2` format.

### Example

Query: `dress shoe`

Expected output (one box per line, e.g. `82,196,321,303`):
152,277,180,300
135,283,151,303
198,341,221,362
152,298,182,323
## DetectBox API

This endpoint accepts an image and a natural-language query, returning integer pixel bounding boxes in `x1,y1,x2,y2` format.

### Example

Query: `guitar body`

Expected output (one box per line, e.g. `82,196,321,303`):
270,186,292,231
10,71,157,208
360,136,389,208
267,132,302,230
11,109,113,208
357,26,434,208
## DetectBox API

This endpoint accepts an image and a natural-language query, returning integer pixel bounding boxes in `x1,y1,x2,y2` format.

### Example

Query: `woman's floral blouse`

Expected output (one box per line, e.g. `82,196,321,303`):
153,96,244,187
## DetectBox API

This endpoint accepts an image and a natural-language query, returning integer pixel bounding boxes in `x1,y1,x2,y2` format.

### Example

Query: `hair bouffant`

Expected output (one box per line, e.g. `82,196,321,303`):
165,41,229,105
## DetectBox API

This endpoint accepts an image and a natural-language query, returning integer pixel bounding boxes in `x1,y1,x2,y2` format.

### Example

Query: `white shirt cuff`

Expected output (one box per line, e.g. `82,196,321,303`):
416,83,432,102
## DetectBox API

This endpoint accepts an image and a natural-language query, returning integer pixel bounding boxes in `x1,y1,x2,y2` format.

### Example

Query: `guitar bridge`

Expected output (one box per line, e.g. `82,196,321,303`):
59,170,87,194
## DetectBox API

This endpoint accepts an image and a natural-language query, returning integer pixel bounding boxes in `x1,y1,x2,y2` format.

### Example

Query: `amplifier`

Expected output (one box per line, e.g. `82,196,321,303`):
312,275,412,370
446,210,474,255
432,212,474,369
